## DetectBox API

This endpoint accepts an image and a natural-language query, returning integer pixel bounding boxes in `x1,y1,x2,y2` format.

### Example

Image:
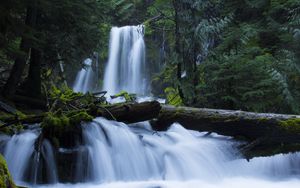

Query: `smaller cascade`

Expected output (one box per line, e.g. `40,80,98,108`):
3,130,58,185
73,58,95,94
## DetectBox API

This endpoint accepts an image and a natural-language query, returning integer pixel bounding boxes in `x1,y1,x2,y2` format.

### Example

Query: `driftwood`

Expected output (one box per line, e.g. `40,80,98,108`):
154,105,300,158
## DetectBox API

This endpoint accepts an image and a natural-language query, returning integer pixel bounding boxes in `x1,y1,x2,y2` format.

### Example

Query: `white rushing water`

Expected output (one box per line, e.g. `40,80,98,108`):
0,118,299,187
0,128,57,185
103,25,147,96
73,58,95,94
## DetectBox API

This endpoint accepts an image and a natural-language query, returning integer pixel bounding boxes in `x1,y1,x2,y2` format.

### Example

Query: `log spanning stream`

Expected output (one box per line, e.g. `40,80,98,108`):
0,25,300,188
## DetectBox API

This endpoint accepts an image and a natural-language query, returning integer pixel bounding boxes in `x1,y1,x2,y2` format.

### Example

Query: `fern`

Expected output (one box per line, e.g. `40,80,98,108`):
268,68,298,112
196,15,232,42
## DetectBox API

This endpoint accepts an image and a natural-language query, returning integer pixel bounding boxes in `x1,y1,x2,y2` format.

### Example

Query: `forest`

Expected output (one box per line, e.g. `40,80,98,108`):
0,0,300,188
1,0,300,113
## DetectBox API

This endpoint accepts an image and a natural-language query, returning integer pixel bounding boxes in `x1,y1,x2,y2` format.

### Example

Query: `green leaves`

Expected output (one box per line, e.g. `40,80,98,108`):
165,87,183,106
196,15,232,43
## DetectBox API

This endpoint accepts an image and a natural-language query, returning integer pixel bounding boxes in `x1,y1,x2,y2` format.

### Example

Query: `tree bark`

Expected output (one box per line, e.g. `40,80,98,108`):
154,105,300,158
155,105,300,138
2,5,37,99
1,101,300,157
25,48,42,98
89,101,162,124
172,0,184,100
0,101,162,129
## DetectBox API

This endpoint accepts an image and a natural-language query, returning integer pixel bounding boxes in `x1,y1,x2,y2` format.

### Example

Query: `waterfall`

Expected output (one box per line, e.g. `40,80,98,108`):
77,119,300,182
1,129,57,186
1,24,300,188
1,119,299,187
73,58,94,94
103,25,147,96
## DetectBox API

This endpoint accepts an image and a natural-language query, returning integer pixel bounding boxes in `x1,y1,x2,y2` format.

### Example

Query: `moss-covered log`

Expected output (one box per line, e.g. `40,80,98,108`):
0,101,162,130
154,105,300,158
89,101,161,123
2,100,300,158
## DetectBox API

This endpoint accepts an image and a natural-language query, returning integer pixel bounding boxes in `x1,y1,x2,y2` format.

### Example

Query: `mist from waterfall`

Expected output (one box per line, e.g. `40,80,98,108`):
103,25,147,96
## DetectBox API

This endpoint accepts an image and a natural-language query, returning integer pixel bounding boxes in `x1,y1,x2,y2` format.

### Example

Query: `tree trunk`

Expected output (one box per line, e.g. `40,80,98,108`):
2,5,37,99
155,105,300,138
25,48,42,98
1,101,300,158
89,101,162,124
0,101,162,128
154,105,300,158
57,53,68,86
173,0,184,100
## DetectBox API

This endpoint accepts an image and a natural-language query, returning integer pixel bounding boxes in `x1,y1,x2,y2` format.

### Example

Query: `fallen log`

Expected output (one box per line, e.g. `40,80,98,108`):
0,101,161,129
1,100,300,158
89,101,161,123
0,100,17,114
154,105,300,158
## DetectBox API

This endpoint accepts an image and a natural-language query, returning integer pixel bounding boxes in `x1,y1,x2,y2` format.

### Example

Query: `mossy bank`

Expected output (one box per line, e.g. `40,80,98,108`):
0,154,16,188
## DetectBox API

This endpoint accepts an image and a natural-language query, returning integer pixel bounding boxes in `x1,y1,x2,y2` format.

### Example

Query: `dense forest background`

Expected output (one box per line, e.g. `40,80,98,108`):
0,0,299,114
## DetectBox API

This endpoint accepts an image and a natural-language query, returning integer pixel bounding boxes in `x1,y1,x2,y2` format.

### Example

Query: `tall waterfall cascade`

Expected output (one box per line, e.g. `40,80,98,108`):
103,25,147,96
73,58,95,94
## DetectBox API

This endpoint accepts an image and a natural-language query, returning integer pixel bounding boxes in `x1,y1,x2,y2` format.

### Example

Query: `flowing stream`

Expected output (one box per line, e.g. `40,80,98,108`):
0,119,299,187
1,25,299,187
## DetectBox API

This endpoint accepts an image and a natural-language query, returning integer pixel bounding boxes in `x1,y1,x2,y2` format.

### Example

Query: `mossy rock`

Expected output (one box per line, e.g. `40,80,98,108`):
41,111,93,148
0,154,16,188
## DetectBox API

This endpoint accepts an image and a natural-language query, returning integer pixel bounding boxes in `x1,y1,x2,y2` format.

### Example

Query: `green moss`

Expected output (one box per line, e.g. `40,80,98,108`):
164,87,183,106
1,127,13,135
49,85,84,103
42,113,70,129
173,108,184,117
279,118,300,133
113,91,136,102
41,111,93,148
0,110,25,135
68,111,93,125
0,123,24,135
0,154,16,188
257,117,270,123
0,114,14,122
15,111,26,119
41,113,70,147
42,110,94,128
